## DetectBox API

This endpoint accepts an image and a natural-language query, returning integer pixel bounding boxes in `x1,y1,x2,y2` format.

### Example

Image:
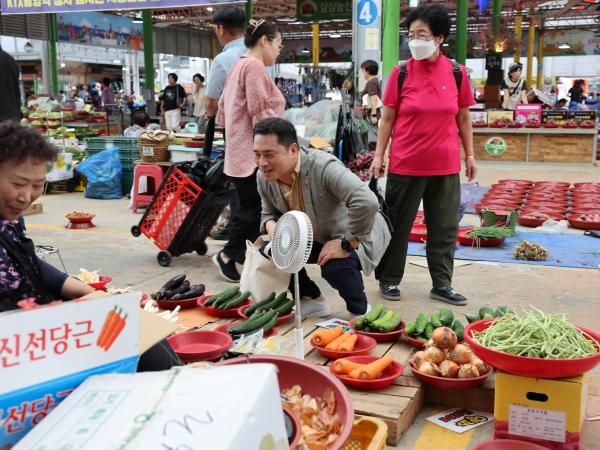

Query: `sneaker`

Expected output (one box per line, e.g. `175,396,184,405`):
430,287,467,306
379,283,401,301
299,295,330,318
212,251,240,283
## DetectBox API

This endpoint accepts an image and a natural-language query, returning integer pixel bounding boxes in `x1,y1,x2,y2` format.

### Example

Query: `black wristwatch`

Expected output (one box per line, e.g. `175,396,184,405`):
340,238,354,253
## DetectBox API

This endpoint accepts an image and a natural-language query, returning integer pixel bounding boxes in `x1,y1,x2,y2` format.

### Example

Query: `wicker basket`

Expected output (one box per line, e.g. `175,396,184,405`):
138,130,174,163
342,417,388,450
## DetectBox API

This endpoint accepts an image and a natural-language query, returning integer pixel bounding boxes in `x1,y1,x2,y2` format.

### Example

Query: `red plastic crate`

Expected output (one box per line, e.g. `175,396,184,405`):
139,167,202,250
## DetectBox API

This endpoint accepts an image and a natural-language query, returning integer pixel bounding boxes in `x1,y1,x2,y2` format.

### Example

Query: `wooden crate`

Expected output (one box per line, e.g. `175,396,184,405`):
472,133,527,161
529,133,594,163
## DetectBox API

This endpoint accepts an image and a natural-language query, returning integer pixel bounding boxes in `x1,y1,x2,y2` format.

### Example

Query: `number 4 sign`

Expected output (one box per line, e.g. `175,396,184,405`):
358,0,378,26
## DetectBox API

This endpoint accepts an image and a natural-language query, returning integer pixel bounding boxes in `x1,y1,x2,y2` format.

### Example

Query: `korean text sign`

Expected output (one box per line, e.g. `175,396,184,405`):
0,294,140,446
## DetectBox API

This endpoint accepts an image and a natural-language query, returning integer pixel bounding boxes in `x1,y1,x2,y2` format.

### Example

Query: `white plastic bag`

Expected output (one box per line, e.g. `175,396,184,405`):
535,219,569,234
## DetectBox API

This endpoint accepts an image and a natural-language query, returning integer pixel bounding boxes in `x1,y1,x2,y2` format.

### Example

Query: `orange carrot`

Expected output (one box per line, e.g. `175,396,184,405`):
325,332,352,351
311,326,343,346
356,355,394,380
332,358,367,375
348,367,364,379
103,312,127,351
97,307,118,348
338,334,358,352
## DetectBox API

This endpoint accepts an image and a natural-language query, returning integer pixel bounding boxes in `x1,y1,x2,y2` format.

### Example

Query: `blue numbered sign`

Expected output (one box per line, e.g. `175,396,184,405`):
357,0,378,26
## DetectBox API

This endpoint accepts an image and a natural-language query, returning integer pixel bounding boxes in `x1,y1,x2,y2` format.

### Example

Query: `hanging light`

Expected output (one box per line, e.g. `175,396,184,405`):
207,6,213,11
24,41,34,53
558,43,571,49
330,33,341,38
301,47,310,54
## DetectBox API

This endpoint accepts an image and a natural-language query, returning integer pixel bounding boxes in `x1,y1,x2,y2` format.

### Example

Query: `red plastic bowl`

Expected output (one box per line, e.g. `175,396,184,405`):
465,319,600,378
472,439,551,450
197,295,252,318
282,405,301,449
238,304,294,326
87,275,112,291
401,333,427,349
498,179,533,185
219,355,353,449
457,230,505,247
66,214,95,224
567,214,600,230
520,206,566,216
533,181,570,188
349,318,405,342
184,140,204,148
476,203,520,214
329,355,403,390
409,360,493,390
571,208,600,215
215,321,278,338
312,334,377,359
155,295,202,309
409,223,427,243
518,213,563,227
167,330,232,362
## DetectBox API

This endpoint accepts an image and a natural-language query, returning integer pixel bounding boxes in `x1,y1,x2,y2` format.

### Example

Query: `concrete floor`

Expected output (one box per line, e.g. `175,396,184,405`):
25,160,600,449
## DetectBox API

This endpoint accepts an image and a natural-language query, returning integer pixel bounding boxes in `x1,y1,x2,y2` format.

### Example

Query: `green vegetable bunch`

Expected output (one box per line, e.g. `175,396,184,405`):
467,226,514,240
471,307,597,359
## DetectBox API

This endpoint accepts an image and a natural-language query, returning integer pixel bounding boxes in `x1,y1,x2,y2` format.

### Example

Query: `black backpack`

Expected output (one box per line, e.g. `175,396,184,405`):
397,60,463,94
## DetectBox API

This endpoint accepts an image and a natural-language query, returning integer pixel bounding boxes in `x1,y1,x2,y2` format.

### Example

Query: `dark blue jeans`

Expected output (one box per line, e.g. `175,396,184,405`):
289,242,369,315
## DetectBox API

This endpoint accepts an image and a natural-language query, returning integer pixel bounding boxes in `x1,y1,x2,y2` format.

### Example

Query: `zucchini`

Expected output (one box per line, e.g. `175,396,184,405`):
220,291,251,309
245,292,276,316
364,304,384,324
229,310,277,336
274,298,295,315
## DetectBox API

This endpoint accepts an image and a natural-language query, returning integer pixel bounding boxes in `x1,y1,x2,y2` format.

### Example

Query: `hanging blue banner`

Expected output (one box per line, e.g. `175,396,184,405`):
0,0,243,15
478,0,492,13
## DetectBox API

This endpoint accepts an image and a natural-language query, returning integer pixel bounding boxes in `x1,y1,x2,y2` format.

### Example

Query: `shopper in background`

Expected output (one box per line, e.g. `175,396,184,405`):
101,77,116,111
0,45,21,122
370,4,476,306
161,73,187,132
212,19,285,282
124,110,160,137
501,62,528,110
359,60,382,124
568,79,586,110
191,73,206,131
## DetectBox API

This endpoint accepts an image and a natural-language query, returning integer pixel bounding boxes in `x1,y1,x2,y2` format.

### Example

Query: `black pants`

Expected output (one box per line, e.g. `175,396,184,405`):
289,242,369,315
223,171,261,264
375,173,460,288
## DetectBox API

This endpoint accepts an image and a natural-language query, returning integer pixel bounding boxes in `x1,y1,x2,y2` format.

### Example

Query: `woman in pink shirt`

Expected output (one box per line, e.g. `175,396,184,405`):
214,19,285,281
370,4,476,306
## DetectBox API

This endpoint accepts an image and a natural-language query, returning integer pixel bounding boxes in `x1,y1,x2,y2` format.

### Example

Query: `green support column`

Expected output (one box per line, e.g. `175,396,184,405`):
142,10,154,98
49,13,59,96
245,0,252,25
455,0,468,64
382,0,400,78
492,0,502,41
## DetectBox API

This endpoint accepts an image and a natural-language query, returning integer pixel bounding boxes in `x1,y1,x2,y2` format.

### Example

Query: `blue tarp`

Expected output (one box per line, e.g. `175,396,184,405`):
407,230,600,269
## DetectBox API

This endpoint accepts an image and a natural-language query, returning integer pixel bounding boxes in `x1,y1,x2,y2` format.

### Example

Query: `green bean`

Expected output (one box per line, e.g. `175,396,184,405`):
471,308,597,359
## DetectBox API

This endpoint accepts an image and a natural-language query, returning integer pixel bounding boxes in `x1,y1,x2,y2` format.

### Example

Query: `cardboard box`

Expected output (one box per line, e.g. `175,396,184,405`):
487,110,514,125
14,365,290,450
515,104,542,124
494,371,588,450
568,110,597,123
542,110,569,125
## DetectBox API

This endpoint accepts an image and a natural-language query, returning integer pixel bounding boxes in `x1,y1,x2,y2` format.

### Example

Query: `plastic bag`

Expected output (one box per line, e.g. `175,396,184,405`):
459,181,480,220
76,148,123,199
535,219,569,234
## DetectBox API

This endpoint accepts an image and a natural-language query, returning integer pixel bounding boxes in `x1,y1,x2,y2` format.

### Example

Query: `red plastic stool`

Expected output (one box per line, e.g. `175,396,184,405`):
132,164,165,213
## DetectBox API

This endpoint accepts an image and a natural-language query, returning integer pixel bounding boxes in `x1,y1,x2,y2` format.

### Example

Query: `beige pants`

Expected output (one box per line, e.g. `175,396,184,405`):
164,108,181,132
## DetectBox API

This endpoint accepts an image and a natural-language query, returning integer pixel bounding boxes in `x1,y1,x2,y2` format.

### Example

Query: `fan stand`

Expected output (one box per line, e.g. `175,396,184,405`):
293,272,303,360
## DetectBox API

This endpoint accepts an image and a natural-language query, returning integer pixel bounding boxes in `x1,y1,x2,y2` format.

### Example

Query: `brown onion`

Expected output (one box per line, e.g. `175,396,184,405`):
470,356,490,375
439,360,459,378
409,350,427,367
417,361,441,376
424,346,445,365
458,364,480,379
448,344,473,364
431,327,458,350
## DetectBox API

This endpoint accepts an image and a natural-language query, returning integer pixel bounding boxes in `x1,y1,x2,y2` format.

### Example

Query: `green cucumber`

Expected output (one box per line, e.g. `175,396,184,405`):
364,304,384,324
245,292,276,316
255,292,288,314
466,314,481,323
257,312,279,335
452,320,465,341
415,313,428,334
371,311,394,330
405,321,417,337
439,307,454,327
220,291,251,309
423,322,434,340
430,311,442,328
229,310,277,336
213,289,242,308
494,306,507,318
274,298,295,315
353,316,367,330
478,307,495,320
378,311,402,332
205,286,239,306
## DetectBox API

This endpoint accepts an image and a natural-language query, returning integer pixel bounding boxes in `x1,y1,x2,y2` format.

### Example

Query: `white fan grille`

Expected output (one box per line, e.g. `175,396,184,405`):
271,211,313,273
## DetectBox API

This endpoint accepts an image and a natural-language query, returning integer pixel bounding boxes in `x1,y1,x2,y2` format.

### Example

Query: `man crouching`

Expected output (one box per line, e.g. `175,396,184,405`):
254,117,391,317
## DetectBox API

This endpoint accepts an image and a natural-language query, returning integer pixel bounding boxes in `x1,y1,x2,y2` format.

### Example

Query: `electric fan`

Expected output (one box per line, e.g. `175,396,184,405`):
271,211,314,360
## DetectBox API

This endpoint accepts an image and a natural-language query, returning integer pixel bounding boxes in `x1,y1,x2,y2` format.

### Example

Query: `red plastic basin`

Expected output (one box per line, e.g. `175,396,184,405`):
472,439,550,450
167,330,232,362
567,214,600,230
312,334,377,359
409,223,427,243
349,317,405,342
409,360,493,390
457,231,505,247
238,304,294,326
218,355,353,450
198,294,252,318
88,275,112,291
215,321,278,338
465,319,600,378
329,355,403,390
156,294,203,309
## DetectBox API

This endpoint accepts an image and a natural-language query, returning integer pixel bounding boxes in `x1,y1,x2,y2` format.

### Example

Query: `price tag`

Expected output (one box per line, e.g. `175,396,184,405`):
84,104,93,112
509,404,566,443
142,147,155,157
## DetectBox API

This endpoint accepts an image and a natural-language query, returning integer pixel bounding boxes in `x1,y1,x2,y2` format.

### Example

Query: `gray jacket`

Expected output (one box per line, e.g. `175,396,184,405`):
257,147,391,276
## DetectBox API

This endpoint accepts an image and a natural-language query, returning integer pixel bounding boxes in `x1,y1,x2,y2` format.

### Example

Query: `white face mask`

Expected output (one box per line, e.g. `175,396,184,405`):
408,39,438,60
